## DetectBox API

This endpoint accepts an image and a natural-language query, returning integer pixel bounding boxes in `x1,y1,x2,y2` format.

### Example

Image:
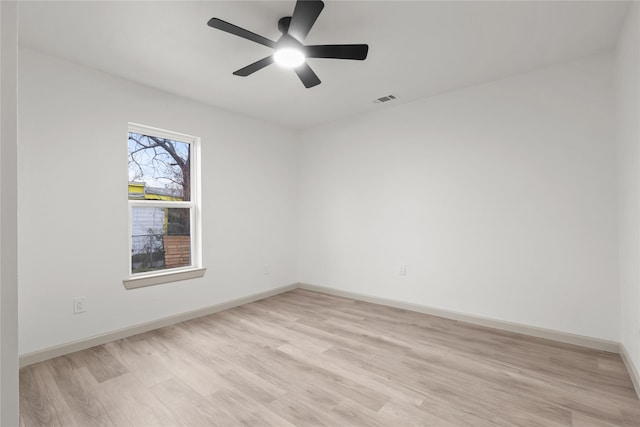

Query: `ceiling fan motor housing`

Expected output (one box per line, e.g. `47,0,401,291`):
278,16,292,35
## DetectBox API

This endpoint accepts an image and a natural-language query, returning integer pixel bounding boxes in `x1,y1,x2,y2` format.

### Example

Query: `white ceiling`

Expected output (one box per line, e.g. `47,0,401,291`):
18,1,630,130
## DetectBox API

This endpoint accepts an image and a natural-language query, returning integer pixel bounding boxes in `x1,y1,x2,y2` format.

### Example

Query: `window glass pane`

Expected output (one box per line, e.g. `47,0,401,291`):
131,206,191,274
128,132,191,201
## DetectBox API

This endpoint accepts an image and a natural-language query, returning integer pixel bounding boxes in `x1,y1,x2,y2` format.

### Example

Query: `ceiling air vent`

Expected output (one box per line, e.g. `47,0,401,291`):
373,94,398,104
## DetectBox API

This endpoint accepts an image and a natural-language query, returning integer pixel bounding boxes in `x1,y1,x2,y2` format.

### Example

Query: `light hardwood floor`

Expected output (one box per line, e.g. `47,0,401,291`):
20,289,640,426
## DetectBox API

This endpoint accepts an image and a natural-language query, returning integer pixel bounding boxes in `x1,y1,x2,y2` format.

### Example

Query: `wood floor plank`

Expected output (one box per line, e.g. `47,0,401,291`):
141,334,226,397
149,377,231,426
45,358,116,427
20,289,640,426
277,342,425,407
214,344,345,410
97,373,184,427
21,361,85,427
207,387,298,427
206,352,287,404
267,391,342,426
74,346,129,384
19,365,61,427
378,398,457,426
103,338,174,388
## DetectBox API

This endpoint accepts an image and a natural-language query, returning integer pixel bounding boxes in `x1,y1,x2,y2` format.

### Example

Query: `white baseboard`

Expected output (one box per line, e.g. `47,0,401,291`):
620,343,640,399
297,283,620,354
19,283,298,368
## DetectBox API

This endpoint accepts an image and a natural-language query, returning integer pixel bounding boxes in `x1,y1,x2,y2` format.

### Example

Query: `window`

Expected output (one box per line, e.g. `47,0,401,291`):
124,123,204,289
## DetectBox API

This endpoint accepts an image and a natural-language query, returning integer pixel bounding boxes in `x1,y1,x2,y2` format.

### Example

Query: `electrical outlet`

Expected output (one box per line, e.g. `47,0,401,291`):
73,297,86,314
399,265,407,276
263,265,270,275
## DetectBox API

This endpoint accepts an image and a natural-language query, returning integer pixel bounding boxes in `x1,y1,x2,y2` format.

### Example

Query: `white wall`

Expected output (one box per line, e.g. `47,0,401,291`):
297,54,619,341
1,2,19,425
617,2,640,375
18,48,298,355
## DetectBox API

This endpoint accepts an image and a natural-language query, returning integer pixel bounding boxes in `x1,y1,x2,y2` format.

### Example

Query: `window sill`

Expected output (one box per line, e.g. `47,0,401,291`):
123,268,206,290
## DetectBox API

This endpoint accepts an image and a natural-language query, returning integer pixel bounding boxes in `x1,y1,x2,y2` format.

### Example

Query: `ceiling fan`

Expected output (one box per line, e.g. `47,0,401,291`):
207,0,369,88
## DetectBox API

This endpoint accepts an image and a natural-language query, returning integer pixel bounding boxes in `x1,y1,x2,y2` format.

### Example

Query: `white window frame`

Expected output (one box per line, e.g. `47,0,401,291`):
123,123,205,289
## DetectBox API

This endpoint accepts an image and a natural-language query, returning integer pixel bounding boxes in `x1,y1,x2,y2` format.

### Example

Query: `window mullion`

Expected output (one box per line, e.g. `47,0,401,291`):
129,200,193,209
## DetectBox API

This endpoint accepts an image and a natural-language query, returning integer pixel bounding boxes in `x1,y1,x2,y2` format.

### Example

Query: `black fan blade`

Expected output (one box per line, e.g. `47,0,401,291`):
294,63,321,88
207,18,276,49
288,0,324,43
305,44,369,60
233,56,274,76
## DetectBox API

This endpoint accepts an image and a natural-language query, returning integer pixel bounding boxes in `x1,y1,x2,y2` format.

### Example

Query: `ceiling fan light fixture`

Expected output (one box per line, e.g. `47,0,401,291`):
207,0,368,88
273,48,306,68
